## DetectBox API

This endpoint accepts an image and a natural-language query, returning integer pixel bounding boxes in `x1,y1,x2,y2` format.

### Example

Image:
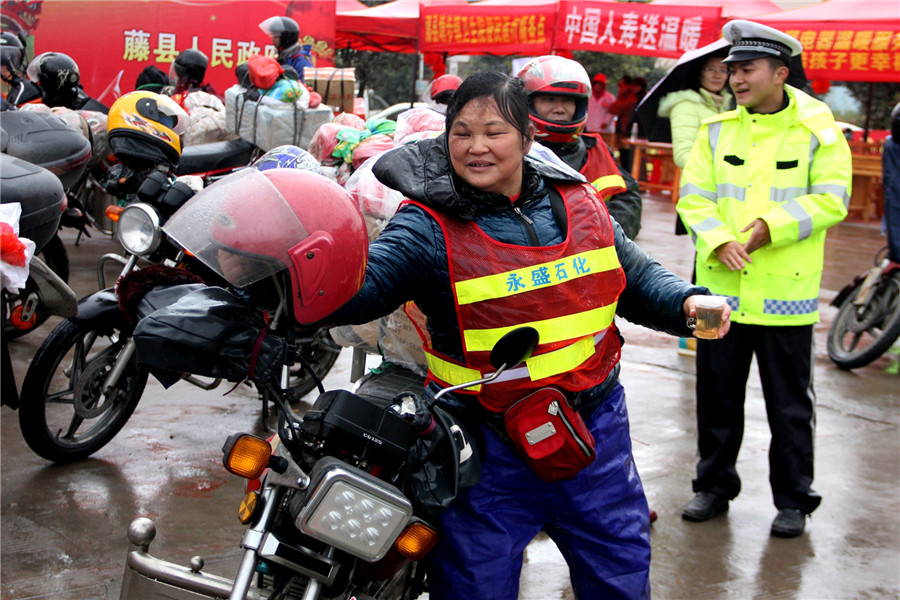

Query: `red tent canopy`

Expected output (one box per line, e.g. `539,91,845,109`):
755,0,900,82
336,0,420,53
650,0,782,19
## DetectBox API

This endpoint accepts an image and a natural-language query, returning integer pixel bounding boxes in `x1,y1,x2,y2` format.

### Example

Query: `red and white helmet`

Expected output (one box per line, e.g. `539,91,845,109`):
516,56,591,144
430,74,462,104
163,168,368,324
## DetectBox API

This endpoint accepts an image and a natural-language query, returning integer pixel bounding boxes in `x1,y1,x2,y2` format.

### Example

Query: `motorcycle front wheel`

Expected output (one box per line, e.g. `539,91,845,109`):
19,319,149,462
827,272,900,370
289,327,342,400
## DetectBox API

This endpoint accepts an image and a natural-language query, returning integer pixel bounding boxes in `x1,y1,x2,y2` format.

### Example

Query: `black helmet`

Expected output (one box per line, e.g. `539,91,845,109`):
0,32,24,73
259,16,300,50
169,49,208,85
26,52,80,105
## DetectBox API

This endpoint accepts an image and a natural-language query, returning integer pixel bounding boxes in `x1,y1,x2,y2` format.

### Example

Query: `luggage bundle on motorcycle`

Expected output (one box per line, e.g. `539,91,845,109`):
224,85,333,152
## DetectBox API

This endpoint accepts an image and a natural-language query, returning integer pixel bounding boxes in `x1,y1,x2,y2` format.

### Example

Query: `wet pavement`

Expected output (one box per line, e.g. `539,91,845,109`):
2,195,898,600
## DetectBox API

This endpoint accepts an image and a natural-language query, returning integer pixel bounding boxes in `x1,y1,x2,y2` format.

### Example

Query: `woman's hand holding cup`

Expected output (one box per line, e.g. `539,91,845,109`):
684,295,731,339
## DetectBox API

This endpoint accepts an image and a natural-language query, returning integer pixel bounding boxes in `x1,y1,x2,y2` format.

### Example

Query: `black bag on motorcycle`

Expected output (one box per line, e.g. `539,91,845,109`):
131,284,287,388
400,396,483,522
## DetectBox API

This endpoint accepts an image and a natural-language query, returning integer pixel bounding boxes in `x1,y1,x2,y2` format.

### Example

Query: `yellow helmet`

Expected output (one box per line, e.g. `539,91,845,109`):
107,91,188,168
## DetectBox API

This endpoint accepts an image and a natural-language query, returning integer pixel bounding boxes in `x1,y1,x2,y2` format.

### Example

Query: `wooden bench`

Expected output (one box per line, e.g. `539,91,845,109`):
619,139,682,202
849,153,883,223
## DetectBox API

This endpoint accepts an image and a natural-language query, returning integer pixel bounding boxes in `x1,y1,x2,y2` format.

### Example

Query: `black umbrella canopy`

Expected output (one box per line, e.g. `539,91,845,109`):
635,38,809,143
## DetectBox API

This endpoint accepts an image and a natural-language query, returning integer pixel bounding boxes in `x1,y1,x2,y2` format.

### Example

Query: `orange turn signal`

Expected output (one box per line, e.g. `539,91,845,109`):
105,205,124,222
222,433,272,480
393,521,438,561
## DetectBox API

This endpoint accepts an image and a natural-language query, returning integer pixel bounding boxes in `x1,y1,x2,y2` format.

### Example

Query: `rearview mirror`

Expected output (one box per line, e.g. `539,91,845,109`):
489,327,539,370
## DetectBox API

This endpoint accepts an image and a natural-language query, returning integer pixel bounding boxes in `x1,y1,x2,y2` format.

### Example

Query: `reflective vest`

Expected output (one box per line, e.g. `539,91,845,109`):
410,182,626,412
581,133,627,200
676,86,851,326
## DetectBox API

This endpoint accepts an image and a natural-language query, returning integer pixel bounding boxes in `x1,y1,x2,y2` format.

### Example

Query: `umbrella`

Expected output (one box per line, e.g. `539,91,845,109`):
635,38,809,143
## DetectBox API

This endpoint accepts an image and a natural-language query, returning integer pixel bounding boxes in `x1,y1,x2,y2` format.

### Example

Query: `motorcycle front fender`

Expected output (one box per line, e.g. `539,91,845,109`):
830,277,863,308
73,288,132,330
28,256,77,318
121,550,263,600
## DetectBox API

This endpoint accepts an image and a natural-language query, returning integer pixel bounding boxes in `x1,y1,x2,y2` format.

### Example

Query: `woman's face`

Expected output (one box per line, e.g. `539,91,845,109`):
448,97,532,198
700,57,729,93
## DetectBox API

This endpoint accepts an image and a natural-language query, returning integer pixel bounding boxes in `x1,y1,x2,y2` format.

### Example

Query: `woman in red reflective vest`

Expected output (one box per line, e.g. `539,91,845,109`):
330,70,730,600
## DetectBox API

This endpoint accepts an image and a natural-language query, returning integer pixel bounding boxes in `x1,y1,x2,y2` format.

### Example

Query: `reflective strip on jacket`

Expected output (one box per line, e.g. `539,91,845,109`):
409,182,626,412
676,85,851,326
580,133,627,198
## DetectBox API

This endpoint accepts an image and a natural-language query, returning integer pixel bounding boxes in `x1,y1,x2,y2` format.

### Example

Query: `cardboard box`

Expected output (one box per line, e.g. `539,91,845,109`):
305,67,356,114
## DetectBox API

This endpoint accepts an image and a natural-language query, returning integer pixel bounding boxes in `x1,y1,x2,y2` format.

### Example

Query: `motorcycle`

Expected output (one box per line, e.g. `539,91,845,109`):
117,305,535,599
17,189,340,462
16,92,338,463
0,155,78,408
0,110,90,337
827,246,900,370
101,166,542,599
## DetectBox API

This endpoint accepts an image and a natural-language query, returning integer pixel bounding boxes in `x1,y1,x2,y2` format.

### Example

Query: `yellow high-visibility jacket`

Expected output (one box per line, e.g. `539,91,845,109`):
676,85,851,326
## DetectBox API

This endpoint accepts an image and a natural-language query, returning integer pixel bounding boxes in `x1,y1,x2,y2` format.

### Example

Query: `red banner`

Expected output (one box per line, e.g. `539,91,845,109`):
553,0,721,59
768,25,900,83
419,0,558,56
1,0,336,104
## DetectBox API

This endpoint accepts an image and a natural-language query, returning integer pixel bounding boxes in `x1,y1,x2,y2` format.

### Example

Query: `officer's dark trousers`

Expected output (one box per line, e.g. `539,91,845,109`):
693,322,822,514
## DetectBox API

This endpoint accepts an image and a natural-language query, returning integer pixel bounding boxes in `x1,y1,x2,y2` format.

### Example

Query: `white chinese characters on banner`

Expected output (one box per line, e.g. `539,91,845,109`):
563,6,704,55
556,0,720,59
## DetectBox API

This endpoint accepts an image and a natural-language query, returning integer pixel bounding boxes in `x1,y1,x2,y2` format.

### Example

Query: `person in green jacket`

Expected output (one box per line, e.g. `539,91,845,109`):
676,20,851,538
657,48,733,170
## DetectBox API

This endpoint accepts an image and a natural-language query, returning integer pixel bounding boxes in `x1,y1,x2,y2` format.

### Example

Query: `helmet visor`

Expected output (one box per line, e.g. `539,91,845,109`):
164,169,309,289
259,16,286,36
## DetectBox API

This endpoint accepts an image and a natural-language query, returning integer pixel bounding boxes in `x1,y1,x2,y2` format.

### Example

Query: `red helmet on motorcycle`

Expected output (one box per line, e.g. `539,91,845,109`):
516,56,590,144
163,168,368,324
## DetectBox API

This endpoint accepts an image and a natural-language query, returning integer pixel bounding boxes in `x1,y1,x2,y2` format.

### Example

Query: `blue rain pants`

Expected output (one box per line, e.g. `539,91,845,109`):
426,383,651,600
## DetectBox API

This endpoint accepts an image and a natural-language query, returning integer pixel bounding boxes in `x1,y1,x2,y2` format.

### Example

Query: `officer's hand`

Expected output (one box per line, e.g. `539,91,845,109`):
741,218,771,254
714,241,751,271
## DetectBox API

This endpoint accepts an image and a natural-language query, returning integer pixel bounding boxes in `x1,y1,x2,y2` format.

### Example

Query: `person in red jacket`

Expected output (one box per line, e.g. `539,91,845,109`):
517,56,642,241
610,75,647,170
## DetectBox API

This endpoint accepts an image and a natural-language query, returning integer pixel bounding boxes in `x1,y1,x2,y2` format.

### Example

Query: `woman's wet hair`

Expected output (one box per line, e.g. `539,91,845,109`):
445,70,532,142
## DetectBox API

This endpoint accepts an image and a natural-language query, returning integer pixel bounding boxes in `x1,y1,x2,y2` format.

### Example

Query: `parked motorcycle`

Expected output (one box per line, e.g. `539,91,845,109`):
0,155,77,408
17,98,339,462
0,109,92,337
827,247,900,370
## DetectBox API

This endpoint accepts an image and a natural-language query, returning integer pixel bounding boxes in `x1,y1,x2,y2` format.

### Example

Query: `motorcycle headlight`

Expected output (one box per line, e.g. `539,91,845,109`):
116,203,161,256
295,457,412,562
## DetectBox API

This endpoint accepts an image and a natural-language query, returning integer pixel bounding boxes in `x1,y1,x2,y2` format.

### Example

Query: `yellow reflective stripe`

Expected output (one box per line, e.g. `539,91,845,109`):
463,303,617,352
524,335,595,380
591,174,625,192
428,332,607,387
425,353,483,392
455,247,620,306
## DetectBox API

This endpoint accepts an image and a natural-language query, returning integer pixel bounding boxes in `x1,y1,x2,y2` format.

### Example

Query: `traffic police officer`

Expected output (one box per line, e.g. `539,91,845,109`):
676,20,851,537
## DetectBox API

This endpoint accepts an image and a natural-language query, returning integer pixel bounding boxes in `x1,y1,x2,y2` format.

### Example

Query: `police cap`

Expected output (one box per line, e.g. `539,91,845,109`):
721,20,802,65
